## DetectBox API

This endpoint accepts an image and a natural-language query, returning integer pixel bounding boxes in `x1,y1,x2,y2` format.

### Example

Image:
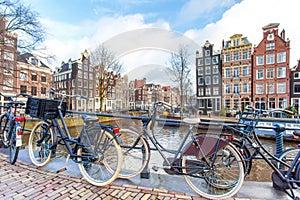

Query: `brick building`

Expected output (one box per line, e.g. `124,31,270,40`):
253,23,290,109
221,34,252,111
0,15,18,105
196,40,222,114
17,53,51,97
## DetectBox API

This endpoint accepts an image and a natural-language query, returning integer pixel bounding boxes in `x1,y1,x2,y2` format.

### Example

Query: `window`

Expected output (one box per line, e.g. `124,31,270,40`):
199,99,204,107
205,76,211,85
212,56,218,64
233,67,239,78
256,55,264,65
242,51,249,60
225,84,230,94
205,87,211,96
256,69,264,80
242,66,249,76
198,58,203,66
84,80,88,88
205,66,211,75
225,68,231,78
198,67,203,75
295,72,300,79
20,71,28,81
294,83,300,93
20,85,27,93
4,51,14,61
266,54,275,64
213,87,219,95
266,68,274,79
269,98,276,109
3,63,13,75
198,88,204,96
89,73,93,80
266,43,275,50
31,86,37,96
233,52,239,61
225,54,230,62
78,70,82,78
277,82,286,93
41,87,47,96
242,83,248,93
84,72,88,79
277,52,286,63
41,74,46,82
277,67,286,78
207,99,212,108
205,57,211,65
205,50,210,56
279,98,287,108
256,84,264,94
225,99,230,108
233,83,240,94
31,73,37,81
213,76,219,84
78,80,82,87
213,65,219,74
198,77,204,85
266,83,274,94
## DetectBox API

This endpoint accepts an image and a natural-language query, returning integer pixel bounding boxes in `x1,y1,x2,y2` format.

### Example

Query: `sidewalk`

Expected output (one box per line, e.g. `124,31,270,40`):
0,149,293,200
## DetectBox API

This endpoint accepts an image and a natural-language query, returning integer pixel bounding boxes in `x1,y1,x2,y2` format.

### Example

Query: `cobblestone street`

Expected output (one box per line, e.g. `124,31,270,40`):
0,154,206,200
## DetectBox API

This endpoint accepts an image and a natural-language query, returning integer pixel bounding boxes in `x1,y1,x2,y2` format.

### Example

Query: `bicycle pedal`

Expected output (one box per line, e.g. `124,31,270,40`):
152,166,159,172
56,167,67,173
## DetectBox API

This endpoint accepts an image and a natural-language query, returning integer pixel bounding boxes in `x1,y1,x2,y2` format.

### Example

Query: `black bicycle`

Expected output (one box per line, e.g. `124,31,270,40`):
26,89,123,186
225,106,300,199
0,93,29,164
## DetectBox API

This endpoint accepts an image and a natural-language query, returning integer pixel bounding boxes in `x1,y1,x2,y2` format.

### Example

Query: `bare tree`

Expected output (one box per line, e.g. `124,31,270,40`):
0,0,46,52
90,44,122,112
166,46,192,116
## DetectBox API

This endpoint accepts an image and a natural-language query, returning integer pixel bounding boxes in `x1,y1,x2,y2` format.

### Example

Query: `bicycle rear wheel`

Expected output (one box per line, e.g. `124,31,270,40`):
118,129,150,179
182,142,244,199
77,129,122,186
8,123,19,164
28,121,54,166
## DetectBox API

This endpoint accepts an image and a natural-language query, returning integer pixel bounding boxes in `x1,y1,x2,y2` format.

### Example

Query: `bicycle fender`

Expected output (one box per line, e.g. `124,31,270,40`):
183,136,229,158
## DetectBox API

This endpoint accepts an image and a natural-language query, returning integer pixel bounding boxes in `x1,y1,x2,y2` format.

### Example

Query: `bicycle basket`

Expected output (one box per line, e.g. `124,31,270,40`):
25,97,67,119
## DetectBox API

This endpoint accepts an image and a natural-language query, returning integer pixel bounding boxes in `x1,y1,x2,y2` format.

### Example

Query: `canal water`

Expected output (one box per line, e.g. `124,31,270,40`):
23,117,299,182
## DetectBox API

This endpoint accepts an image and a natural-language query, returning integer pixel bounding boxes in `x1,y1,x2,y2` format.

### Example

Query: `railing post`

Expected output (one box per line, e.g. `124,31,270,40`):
140,145,150,179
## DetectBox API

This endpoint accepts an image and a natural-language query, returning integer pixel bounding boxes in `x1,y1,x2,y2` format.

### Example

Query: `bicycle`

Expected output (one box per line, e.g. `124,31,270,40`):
225,106,300,199
26,90,123,186
0,93,29,164
117,101,244,200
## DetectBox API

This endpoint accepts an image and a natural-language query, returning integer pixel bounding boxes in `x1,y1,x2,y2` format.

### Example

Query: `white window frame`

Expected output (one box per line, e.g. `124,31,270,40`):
277,82,286,93
256,84,264,94
277,52,286,63
266,54,275,64
256,55,264,66
277,67,286,78
256,69,264,80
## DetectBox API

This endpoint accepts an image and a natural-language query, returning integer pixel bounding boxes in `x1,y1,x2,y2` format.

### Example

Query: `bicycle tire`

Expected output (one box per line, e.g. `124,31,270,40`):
182,142,244,199
8,123,19,164
77,129,122,186
117,129,150,179
277,148,300,170
28,121,54,167
0,114,10,147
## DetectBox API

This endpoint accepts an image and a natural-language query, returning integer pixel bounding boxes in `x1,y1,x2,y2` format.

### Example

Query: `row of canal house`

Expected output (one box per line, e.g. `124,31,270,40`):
196,23,300,115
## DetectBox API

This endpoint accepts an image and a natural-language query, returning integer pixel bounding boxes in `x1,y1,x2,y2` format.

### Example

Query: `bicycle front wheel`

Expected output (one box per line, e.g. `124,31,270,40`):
118,129,150,179
28,121,54,167
77,130,122,186
0,114,10,147
182,142,244,199
8,123,19,164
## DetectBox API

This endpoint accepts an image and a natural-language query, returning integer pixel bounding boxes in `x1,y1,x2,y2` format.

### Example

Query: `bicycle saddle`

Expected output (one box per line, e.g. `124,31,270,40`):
81,114,99,123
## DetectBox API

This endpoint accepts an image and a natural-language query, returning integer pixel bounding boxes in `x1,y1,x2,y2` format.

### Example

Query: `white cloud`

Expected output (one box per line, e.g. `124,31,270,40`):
184,0,300,66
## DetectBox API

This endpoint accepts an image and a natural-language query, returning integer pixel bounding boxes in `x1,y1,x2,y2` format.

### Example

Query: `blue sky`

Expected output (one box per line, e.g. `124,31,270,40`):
24,0,300,86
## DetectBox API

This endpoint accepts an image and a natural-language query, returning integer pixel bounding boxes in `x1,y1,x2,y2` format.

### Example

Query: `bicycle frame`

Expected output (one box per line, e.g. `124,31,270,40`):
138,103,231,173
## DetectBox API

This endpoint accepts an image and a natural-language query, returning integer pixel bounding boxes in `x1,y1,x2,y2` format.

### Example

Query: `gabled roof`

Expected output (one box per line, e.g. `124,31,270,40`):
17,52,50,69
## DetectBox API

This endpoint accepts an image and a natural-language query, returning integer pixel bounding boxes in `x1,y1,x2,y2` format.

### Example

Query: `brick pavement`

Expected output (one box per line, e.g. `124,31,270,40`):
0,154,213,200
